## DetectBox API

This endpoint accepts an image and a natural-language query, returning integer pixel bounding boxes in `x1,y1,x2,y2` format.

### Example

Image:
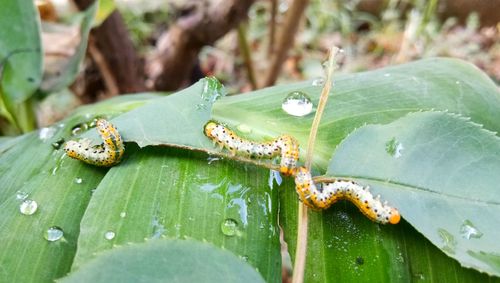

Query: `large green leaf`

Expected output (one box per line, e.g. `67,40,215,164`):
61,239,265,283
326,111,500,276
0,94,156,282
70,146,280,282
211,58,500,171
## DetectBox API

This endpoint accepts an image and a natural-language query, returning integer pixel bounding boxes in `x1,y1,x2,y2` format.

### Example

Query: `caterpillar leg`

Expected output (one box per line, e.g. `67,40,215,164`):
64,119,125,167
294,167,400,224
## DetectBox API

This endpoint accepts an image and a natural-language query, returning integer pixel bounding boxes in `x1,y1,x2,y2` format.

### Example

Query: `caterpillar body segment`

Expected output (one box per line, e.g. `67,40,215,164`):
64,119,125,167
294,167,400,224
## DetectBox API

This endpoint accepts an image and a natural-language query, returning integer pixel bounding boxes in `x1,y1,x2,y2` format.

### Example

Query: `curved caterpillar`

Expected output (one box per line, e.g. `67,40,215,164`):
204,121,299,175
294,167,400,224
63,119,124,167
203,121,400,224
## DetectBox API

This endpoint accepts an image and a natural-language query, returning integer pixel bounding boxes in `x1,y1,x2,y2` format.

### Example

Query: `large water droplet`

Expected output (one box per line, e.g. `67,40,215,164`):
198,76,227,109
74,177,83,184
45,226,64,242
20,199,38,215
282,91,313,117
460,220,483,240
71,123,88,136
16,191,28,201
120,212,127,218
385,137,404,158
220,218,239,236
104,231,116,240
39,127,56,141
438,228,457,254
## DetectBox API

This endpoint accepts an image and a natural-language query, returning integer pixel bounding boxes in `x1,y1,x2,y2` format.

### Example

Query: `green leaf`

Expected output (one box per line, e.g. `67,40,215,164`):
326,111,500,276
0,93,157,282
0,0,42,105
82,79,214,150
211,58,500,170
60,239,265,283
40,2,97,92
70,146,280,282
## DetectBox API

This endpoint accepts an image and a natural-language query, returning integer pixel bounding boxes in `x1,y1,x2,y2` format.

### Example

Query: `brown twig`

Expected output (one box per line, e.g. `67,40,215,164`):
292,46,340,283
88,38,119,97
262,0,309,87
267,0,278,57
146,0,255,91
237,24,257,90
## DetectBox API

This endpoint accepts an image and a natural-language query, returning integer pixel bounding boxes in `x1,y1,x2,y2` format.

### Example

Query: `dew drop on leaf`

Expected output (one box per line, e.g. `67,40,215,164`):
45,226,64,242
220,218,239,236
104,231,115,240
460,220,483,240
282,91,314,117
19,199,38,215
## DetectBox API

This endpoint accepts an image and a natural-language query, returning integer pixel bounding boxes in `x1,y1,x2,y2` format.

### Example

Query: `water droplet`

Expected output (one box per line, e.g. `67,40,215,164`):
282,91,314,117
39,127,56,141
220,218,239,236
438,228,457,254
240,255,249,262
198,76,226,109
268,170,282,189
104,231,115,240
19,199,38,215
413,273,426,280
16,191,28,201
460,220,483,239
385,137,404,158
236,124,252,134
207,156,221,165
120,212,126,218
45,226,64,242
51,138,65,149
455,81,461,85
71,123,88,136
312,77,325,86
384,73,391,77
74,177,83,184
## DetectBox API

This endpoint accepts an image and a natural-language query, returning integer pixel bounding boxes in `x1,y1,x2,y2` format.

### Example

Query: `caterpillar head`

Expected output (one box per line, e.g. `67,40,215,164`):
389,208,401,224
204,121,218,138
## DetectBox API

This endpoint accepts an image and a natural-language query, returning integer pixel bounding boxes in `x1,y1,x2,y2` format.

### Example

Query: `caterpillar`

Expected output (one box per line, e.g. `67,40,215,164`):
294,167,400,224
204,121,401,224
63,119,124,167
204,121,299,175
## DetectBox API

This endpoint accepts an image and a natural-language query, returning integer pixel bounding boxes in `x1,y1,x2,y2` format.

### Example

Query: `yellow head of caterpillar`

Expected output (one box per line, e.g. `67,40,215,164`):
389,208,401,224
204,121,218,138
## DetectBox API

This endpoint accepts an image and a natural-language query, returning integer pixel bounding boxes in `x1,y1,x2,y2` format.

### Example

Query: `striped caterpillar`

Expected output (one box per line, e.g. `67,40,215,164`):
204,121,299,175
64,119,124,167
295,167,400,224
204,121,400,224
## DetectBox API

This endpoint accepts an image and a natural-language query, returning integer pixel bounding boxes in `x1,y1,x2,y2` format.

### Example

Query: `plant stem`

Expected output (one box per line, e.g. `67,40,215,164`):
292,46,340,283
267,0,277,58
263,0,309,87
237,24,257,90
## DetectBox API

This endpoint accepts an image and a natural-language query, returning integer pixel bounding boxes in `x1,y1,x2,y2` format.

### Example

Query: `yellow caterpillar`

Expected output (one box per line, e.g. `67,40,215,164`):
204,121,299,175
64,119,124,167
204,121,400,224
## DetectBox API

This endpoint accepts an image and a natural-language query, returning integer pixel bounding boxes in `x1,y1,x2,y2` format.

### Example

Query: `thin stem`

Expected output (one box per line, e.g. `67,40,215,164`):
237,24,257,90
263,0,309,87
292,46,340,283
267,0,277,58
